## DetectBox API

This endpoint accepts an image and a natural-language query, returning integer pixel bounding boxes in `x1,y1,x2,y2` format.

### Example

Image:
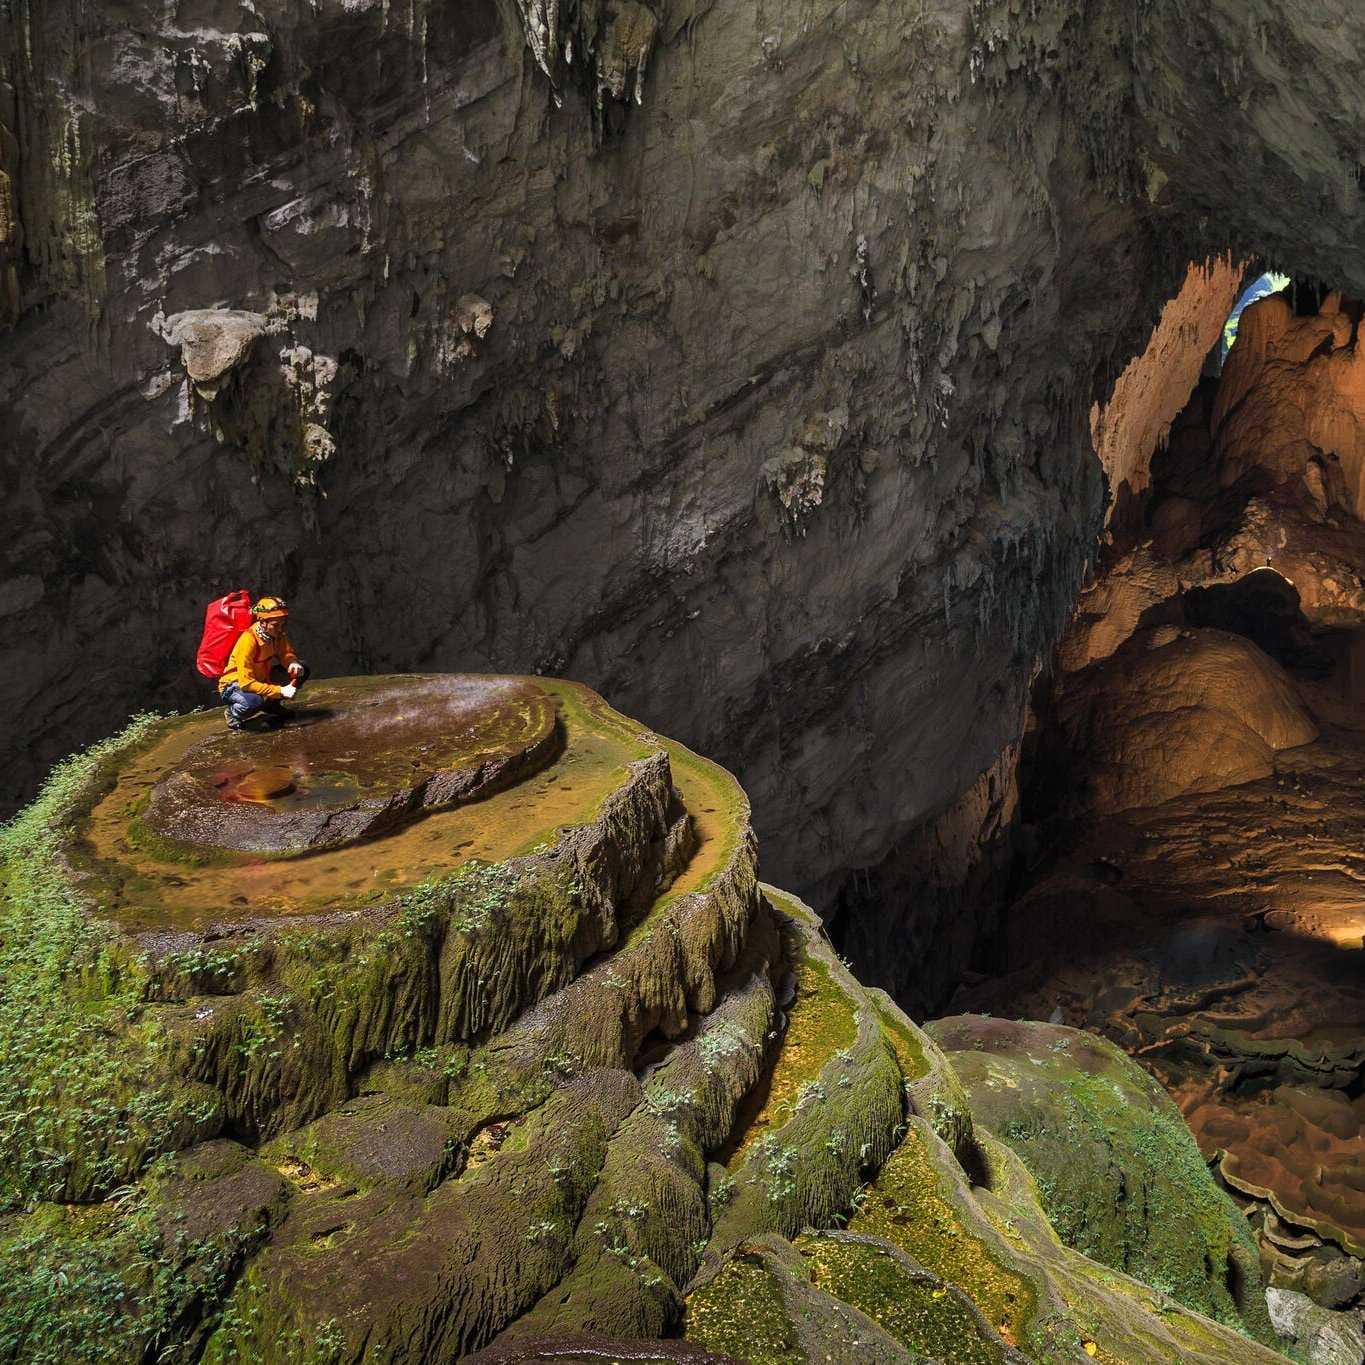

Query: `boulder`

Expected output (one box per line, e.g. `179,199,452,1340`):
927,1015,1273,1339
1265,1287,1365,1365
1056,627,1317,815
164,308,267,398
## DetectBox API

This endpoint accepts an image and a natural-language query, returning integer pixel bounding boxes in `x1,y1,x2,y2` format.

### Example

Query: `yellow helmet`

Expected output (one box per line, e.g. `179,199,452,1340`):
252,595,289,621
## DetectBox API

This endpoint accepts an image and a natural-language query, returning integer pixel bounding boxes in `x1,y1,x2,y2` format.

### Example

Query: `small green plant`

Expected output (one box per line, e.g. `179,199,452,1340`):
161,943,246,991
644,1085,689,1118
698,1020,751,1066
235,992,294,1061
761,1135,799,1204
541,1049,581,1079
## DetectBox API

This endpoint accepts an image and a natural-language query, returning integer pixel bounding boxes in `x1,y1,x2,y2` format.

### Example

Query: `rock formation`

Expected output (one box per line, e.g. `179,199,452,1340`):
7,1,1365,1354
0,681,1287,1360
1050,627,1317,817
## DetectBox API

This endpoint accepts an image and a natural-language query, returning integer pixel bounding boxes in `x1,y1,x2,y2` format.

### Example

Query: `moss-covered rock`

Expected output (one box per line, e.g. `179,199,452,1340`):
705,889,904,1264
927,1015,1274,1342
0,678,1294,1363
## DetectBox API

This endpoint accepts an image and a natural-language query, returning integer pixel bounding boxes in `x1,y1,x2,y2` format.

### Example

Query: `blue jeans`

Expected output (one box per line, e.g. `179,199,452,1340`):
221,683,286,729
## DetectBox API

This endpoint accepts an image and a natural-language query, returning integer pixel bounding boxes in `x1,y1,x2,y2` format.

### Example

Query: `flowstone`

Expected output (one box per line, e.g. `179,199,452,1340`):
0,677,1293,1362
141,674,560,854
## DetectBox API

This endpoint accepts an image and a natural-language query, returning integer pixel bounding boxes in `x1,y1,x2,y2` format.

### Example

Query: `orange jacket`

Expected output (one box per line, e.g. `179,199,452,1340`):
218,625,299,699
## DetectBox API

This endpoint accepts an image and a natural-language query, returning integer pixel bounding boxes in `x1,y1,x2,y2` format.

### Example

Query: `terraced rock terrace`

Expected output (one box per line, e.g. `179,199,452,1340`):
0,676,1292,1361
68,677,664,934
141,676,561,855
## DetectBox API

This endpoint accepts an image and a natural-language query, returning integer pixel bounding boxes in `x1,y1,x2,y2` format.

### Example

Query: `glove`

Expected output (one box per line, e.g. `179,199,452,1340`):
280,684,298,700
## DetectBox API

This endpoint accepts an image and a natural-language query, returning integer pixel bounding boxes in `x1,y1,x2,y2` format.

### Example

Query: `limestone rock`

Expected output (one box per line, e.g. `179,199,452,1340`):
7,0,1365,920
140,674,562,854
1214,292,1365,520
1266,1288,1365,1365
165,308,267,398
1056,628,1318,815
1089,258,1243,522
1195,1085,1365,1261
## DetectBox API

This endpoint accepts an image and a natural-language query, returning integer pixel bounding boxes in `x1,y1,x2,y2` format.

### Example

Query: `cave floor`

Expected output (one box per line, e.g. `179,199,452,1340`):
960,652,1365,1262
67,678,658,933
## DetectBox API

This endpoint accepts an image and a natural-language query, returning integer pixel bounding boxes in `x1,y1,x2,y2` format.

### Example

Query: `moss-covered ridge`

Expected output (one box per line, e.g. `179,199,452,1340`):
683,891,1289,1365
0,676,773,1359
0,681,1292,1362
3,682,694,1204
927,1015,1273,1338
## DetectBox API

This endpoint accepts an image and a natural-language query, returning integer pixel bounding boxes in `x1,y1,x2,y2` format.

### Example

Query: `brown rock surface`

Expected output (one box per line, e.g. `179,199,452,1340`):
1055,628,1317,815
1215,293,1365,520
164,308,267,397
140,674,560,853
1090,257,1244,524
1189,1085,1365,1257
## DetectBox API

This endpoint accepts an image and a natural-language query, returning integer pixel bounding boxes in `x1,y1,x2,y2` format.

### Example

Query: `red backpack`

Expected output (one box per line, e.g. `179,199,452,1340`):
196,590,254,679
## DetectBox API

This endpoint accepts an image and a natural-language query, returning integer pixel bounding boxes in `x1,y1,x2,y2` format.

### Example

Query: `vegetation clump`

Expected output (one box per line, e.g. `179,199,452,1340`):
0,716,213,1208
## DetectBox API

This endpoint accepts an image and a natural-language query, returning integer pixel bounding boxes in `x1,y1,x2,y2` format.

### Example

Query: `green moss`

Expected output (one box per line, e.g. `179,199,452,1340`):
950,1037,1273,1342
655,738,747,904
0,1178,244,1362
725,947,857,1169
125,812,255,868
849,1122,1038,1352
794,1233,1007,1364
683,1254,805,1363
0,715,217,1208
871,997,930,1083
66,679,653,934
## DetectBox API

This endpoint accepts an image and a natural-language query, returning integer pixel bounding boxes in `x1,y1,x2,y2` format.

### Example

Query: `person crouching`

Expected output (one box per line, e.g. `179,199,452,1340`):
219,596,309,730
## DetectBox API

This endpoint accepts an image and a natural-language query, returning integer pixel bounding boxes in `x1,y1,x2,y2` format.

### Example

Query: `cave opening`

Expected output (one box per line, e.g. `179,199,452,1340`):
1219,271,1291,367
925,265,1365,1319
826,261,1365,1324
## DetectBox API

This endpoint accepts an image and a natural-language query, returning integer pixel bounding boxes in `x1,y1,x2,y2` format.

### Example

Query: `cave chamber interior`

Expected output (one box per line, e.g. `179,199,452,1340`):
834,263,1365,1326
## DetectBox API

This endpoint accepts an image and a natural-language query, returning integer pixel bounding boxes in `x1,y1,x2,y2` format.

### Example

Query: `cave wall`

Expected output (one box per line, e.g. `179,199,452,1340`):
3,0,1363,911
1089,256,1243,532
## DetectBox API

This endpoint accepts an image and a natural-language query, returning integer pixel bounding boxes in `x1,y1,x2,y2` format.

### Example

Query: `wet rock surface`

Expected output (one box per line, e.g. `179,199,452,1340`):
0,681,1288,1361
141,674,560,853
